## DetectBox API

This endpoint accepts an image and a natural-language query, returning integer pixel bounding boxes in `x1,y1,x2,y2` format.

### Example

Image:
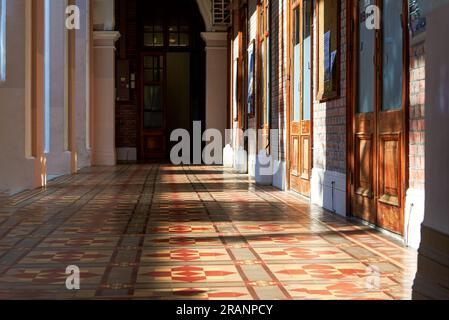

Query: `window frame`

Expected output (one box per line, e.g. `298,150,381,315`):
257,0,270,131
141,3,192,49
0,0,6,83
316,0,341,102
254,0,271,153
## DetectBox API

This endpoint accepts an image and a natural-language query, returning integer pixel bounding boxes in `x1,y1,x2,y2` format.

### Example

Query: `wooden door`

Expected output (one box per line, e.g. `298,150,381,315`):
141,53,167,160
350,0,408,234
290,0,312,197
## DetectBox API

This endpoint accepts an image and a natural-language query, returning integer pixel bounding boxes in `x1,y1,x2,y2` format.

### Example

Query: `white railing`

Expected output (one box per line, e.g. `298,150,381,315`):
212,0,231,27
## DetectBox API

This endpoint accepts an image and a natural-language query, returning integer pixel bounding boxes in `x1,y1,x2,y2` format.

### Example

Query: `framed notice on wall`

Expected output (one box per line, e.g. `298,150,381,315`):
317,0,340,101
247,40,255,116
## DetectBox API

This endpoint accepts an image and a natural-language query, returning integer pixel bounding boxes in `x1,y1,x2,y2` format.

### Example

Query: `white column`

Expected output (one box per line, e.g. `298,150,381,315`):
92,31,120,166
0,0,36,193
413,2,449,300
201,32,228,148
46,0,71,177
75,0,91,170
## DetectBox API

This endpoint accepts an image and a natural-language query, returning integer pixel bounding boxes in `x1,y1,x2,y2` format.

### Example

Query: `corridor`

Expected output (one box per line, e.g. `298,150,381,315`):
0,165,416,300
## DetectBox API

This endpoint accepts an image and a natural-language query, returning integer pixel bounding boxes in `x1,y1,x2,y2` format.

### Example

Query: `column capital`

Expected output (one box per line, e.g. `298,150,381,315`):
93,31,121,48
201,32,228,48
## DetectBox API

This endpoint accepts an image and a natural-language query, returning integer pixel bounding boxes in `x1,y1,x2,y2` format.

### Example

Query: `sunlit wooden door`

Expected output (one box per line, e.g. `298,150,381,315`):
290,0,312,197
351,0,408,234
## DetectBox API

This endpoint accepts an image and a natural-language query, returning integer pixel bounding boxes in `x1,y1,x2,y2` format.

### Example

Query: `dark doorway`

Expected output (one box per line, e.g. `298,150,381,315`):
115,0,206,162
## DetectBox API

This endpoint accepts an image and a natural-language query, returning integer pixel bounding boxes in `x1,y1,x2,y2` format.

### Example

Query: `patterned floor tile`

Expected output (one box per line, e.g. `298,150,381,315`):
0,165,417,300
140,248,231,263
133,287,252,300
137,265,242,284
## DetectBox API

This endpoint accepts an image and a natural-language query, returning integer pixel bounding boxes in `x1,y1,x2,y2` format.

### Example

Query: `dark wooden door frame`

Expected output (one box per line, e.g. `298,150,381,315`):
140,52,168,160
286,0,314,196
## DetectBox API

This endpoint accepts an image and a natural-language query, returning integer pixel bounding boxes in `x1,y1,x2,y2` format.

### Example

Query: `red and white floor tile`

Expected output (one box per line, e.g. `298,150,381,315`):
0,165,417,300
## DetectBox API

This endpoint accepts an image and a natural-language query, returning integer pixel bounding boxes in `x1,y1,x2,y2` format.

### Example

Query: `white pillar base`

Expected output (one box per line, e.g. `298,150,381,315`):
223,144,234,168
234,146,248,173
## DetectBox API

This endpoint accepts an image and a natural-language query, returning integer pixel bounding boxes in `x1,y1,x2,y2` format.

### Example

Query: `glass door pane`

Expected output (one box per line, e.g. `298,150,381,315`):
358,0,376,113
302,0,312,121
382,0,403,111
143,55,164,129
293,7,301,122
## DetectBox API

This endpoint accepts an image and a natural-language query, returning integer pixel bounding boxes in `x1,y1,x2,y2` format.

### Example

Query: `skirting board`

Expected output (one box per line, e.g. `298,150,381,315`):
248,154,256,178
223,144,234,168
234,146,248,173
272,160,286,191
311,168,347,217
405,188,425,250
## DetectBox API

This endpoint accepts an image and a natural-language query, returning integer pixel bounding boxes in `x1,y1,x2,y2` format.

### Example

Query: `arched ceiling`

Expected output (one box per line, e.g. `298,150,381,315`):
93,0,214,32
196,0,213,31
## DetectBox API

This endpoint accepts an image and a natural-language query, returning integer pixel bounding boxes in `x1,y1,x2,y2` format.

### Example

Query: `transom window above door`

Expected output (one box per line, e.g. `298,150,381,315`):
142,1,192,48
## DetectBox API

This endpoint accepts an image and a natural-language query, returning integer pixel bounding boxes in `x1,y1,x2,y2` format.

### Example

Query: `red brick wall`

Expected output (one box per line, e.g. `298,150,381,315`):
270,0,288,162
116,103,138,148
312,1,347,174
409,42,426,190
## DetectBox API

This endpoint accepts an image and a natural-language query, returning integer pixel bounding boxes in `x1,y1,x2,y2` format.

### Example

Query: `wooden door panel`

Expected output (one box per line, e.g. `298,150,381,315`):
143,133,166,159
289,1,312,198
378,133,401,206
377,114,403,234
291,136,299,176
352,111,375,223
377,202,402,235
350,0,407,235
300,135,310,180
355,134,373,196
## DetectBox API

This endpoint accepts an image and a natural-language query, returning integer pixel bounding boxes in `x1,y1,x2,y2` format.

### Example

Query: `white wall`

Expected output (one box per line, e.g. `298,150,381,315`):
0,0,35,194
423,3,449,236
75,0,91,169
93,0,114,31
46,0,71,177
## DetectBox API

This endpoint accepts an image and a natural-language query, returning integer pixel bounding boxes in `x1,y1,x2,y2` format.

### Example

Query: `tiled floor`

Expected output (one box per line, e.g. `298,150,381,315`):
0,165,417,300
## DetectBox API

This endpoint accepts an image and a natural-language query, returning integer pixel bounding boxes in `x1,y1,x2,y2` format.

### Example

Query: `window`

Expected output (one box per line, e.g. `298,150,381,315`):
0,0,6,82
144,25,164,47
142,3,192,48
258,0,270,131
317,0,340,101
143,5,164,47
382,0,404,111
257,0,270,151
44,0,50,153
168,22,190,47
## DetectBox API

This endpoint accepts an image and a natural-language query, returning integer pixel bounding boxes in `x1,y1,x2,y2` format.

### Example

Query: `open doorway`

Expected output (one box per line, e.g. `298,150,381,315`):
115,0,206,162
